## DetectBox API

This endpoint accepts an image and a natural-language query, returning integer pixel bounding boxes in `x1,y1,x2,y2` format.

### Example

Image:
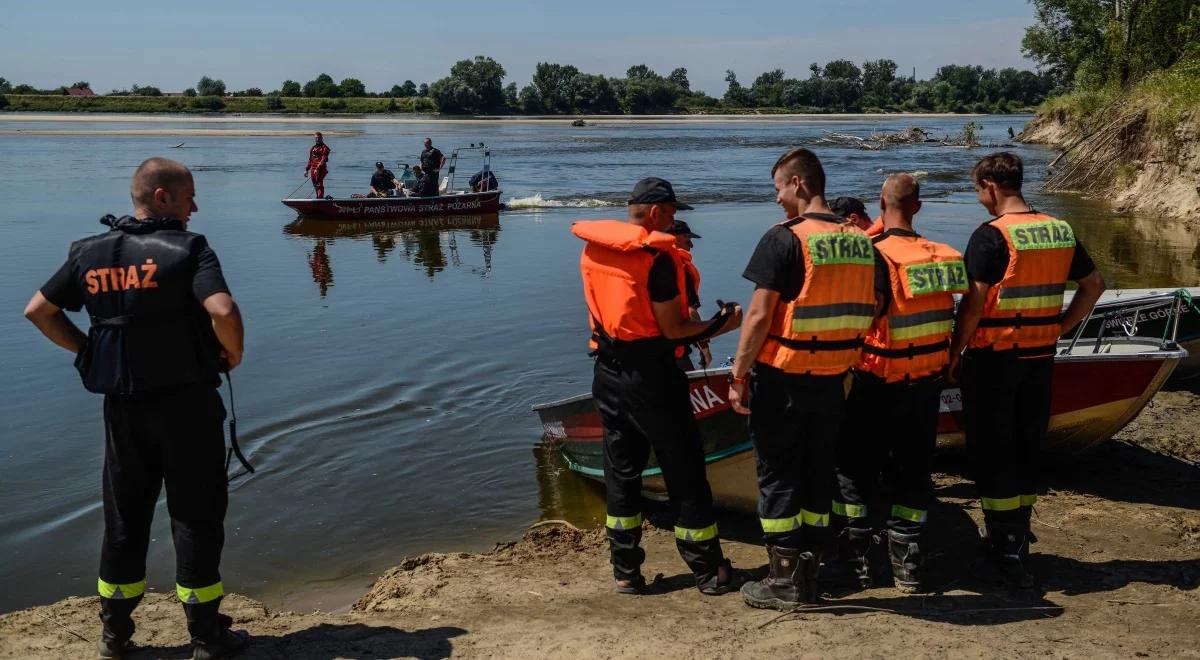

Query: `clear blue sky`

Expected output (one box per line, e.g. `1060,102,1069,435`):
2,0,1039,95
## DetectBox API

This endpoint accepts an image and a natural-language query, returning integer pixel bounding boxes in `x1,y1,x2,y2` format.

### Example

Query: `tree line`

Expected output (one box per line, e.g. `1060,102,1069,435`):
1,57,1058,115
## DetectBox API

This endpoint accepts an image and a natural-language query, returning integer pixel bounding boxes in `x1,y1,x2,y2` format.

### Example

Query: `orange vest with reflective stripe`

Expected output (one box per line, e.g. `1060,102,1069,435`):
859,233,966,382
674,250,702,360
969,212,1075,354
572,220,689,350
757,216,876,375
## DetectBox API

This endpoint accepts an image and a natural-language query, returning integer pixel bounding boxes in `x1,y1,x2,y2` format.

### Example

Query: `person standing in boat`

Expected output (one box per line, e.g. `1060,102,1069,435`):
830,174,965,594
727,148,876,610
420,138,445,188
572,177,744,596
665,219,712,371
948,152,1105,589
22,158,249,659
305,132,331,199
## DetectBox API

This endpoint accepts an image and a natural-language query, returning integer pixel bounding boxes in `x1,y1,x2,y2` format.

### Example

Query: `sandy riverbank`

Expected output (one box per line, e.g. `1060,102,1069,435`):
0,112,985,126
3,387,1197,659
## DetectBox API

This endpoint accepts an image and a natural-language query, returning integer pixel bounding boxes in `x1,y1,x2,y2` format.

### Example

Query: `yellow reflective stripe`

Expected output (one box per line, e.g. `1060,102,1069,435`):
801,509,829,527
890,320,953,341
675,523,718,543
981,496,1021,512
176,582,224,604
760,514,802,533
606,514,642,531
832,501,867,519
891,504,928,523
791,314,874,333
98,578,146,600
995,295,1064,311
1020,494,1038,506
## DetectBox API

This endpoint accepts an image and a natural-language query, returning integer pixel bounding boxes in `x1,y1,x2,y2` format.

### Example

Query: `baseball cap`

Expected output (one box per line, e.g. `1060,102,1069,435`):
628,177,694,210
666,220,701,238
829,196,868,219
375,161,384,168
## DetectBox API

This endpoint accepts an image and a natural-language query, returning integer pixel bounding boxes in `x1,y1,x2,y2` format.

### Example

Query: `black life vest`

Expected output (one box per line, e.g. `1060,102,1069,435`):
71,215,222,395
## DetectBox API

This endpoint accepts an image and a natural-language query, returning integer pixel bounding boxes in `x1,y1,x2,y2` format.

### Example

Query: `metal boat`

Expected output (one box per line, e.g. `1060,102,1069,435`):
533,296,1189,510
1066,287,1199,378
282,144,501,220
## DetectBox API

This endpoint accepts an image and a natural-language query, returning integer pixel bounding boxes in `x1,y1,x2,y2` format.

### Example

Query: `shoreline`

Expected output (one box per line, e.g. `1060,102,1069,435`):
0,111,992,127
2,387,1197,657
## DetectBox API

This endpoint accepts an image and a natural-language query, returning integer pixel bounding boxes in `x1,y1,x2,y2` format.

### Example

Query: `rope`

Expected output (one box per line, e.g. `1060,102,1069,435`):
286,178,311,200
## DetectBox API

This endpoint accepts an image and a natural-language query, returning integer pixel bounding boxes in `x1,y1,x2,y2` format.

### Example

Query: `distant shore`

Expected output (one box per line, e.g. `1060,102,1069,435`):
0,112,989,127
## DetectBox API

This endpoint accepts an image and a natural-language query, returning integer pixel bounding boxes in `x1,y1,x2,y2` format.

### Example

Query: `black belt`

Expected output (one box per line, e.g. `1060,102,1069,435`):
862,339,949,359
767,334,864,352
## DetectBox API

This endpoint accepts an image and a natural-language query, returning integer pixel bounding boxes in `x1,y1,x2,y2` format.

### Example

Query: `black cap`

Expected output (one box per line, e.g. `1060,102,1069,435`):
628,177,693,210
375,161,384,168
666,220,701,238
829,196,868,219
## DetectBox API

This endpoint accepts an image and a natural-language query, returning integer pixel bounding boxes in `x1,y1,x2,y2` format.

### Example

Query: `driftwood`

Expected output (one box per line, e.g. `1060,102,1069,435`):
1043,111,1145,193
815,124,1005,151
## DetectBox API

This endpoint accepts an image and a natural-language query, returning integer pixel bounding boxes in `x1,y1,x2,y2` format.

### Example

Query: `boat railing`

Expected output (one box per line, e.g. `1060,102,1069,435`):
1061,289,1193,355
445,143,493,194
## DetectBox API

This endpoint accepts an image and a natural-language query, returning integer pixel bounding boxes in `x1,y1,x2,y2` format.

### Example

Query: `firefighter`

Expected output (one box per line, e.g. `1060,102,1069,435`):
572,177,744,596
23,158,249,659
729,148,875,609
948,152,1105,588
665,219,712,371
305,132,331,198
831,173,965,594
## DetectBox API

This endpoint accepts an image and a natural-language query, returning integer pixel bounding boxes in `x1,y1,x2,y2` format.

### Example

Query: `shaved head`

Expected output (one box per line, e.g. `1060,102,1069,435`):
131,157,193,207
881,173,920,209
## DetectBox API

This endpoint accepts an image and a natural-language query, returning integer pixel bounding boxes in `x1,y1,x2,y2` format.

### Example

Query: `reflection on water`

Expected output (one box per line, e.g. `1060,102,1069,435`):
285,214,501,293
533,444,606,527
1055,198,1200,288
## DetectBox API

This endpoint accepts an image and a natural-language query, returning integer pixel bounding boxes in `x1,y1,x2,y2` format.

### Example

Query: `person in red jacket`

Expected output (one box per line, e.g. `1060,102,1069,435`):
305,132,331,198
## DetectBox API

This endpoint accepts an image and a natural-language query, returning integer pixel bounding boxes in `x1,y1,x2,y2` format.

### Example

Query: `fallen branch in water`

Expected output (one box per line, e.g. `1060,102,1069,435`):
528,519,582,532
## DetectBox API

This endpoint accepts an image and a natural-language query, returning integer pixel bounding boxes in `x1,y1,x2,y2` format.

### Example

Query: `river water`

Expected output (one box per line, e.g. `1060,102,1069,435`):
2,114,1197,613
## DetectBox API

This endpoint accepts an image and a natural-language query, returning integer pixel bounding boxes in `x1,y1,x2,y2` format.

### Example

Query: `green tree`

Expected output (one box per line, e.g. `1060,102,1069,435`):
750,69,787,106
281,80,302,96
445,55,507,113
303,73,340,98
429,76,482,114
183,87,197,97
518,84,544,113
861,58,898,107
532,62,581,113
131,84,162,96
0,93,8,109
822,59,862,82
668,67,690,90
196,76,226,96
503,82,519,110
71,80,90,89
722,70,753,107
266,94,284,110
338,77,366,97
399,80,417,96
0,78,10,93
418,83,429,97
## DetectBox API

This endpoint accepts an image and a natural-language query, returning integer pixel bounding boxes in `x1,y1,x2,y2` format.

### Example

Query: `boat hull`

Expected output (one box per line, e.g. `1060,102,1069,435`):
1068,288,1200,378
534,339,1184,510
281,190,502,219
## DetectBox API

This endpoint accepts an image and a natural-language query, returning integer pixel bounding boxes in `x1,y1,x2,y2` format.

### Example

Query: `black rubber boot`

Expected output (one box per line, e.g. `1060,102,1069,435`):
839,527,875,588
741,545,805,611
974,524,1035,590
183,599,249,660
97,596,141,659
888,530,924,594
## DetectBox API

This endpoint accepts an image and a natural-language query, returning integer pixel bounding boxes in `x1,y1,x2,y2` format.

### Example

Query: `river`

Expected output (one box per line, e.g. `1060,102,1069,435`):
2,114,1197,614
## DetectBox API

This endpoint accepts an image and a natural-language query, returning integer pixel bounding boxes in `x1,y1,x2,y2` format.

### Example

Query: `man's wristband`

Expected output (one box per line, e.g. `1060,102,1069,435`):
728,373,748,385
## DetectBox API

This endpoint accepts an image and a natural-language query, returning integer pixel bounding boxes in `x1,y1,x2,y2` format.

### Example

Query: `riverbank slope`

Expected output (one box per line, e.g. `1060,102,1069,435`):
1019,58,1200,222
3,388,1198,659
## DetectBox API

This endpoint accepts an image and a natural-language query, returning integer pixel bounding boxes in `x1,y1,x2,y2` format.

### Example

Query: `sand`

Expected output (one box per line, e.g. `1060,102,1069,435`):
2,387,1197,659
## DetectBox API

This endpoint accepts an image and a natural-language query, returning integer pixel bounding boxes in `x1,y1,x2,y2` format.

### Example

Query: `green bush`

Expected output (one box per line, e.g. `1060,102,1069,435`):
189,96,226,111
265,94,284,111
0,94,7,110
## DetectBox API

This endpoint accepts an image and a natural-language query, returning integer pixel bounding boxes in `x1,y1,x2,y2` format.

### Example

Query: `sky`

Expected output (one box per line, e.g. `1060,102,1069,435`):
1,0,1040,96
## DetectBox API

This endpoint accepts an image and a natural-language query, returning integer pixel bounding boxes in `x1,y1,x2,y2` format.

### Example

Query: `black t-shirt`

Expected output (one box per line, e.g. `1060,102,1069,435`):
370,170,396,191
40,226,229,313
469,170,498,190
742,213,844,300
421,147,444,173
964,218,1097,284
648,251,680,303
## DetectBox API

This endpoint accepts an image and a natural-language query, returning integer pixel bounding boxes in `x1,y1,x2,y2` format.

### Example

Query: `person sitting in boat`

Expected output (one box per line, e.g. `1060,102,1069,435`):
369,161,400,198
406,165,439,197
469,169,499,193
665,219,711,371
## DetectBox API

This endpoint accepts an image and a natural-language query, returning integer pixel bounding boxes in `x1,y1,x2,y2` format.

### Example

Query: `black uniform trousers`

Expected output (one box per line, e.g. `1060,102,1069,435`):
592,346,723,584
100,384,228,610
961,349,1053,532
747,364,845,553
834,370,941,536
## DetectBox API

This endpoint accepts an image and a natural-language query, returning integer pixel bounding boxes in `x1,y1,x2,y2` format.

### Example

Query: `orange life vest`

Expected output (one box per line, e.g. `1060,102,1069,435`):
865,217,884,237
757,215,876,376
859,232,966,382
969,212,1076,356
572,220,689,351
674,250,702,360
